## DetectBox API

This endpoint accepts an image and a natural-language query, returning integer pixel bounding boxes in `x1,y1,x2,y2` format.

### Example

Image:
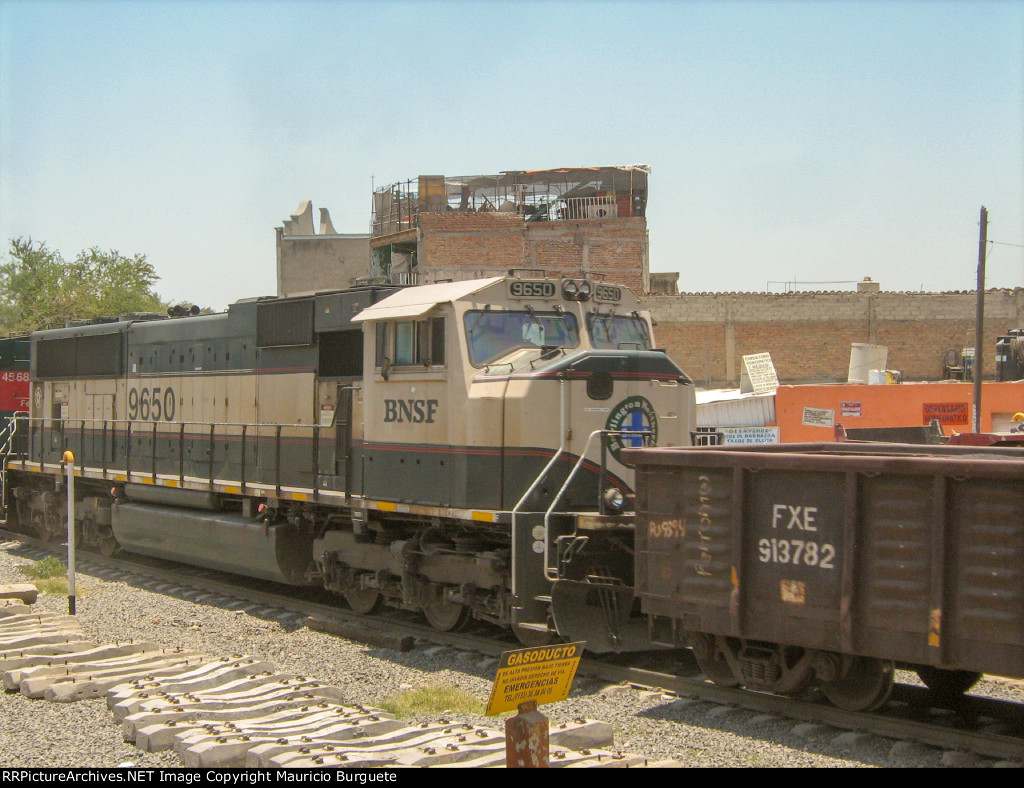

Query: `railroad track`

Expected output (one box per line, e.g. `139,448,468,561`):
3,527,1023,765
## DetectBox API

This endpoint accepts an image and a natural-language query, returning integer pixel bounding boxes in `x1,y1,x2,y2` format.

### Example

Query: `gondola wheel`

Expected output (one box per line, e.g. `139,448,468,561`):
422,598,472,632
344,589,383,615
915,666,982,701
691,633,740,688
821,657,894,712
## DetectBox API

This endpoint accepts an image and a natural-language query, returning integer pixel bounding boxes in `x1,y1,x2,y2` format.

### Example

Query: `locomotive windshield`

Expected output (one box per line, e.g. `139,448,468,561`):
464,310,580,366
587,313,651,350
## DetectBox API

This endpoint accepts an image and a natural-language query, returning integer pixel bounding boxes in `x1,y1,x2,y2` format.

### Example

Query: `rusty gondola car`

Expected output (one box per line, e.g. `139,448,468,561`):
626,441,1024,711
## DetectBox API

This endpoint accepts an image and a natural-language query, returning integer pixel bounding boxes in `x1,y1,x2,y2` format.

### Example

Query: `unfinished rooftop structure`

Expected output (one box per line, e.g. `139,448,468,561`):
276,200,370,297
370,165,652,293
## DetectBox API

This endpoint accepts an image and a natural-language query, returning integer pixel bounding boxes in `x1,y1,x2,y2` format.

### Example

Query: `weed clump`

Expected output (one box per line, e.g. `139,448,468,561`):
18,556,70,595
379,685,485,718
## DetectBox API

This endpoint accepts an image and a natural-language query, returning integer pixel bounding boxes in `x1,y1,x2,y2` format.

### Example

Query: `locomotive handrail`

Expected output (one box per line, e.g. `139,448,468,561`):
0,411,28,459
15,416,332,494
511,377,567,601
541,428,651,581
0,412,28,519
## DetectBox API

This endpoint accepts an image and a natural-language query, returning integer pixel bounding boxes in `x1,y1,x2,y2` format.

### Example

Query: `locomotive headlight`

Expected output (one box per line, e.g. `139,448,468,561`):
577,280,593,301
562,279,579,299
603,487,626,513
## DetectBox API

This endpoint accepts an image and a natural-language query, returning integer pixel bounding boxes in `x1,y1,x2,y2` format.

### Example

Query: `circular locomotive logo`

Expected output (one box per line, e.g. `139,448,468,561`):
605,395,658,466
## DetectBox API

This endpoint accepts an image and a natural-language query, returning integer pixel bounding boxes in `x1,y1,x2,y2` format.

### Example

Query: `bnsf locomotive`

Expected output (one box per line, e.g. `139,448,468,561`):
1,274,696,647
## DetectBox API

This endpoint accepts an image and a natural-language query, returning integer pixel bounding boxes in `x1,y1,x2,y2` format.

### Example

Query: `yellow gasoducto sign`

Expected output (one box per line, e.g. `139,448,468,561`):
485,642,585,716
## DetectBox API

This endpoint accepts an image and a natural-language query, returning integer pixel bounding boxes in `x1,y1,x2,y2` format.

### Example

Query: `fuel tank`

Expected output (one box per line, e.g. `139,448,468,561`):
111,502,316,585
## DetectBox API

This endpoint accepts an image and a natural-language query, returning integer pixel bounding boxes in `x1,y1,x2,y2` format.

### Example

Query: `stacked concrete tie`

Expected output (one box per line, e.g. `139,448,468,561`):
0,598,222,702
1,584,679,767
108,668,631,767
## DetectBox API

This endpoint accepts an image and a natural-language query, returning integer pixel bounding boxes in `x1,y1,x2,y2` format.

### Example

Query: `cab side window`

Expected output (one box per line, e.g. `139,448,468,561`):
379,317,445,369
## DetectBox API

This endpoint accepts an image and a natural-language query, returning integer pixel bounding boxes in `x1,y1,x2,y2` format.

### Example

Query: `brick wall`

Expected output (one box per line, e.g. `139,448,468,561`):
646,289,1024,386
416,213,649,293
273,220,1024,388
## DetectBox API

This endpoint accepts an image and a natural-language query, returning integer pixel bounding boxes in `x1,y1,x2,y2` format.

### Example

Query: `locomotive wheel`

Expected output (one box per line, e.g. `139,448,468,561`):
422,599,472,632
344,589,383,616
820,657,894,712
915,666,982,701
513,624,554,648
47,512,67,543
98,535,122,557
92,520,122,557
31,511,52,541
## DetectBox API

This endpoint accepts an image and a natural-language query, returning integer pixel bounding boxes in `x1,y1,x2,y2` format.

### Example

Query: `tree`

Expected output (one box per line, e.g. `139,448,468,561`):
0,238,167,333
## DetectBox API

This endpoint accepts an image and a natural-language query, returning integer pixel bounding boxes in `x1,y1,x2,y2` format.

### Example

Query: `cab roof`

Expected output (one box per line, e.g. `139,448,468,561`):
351,276,505,322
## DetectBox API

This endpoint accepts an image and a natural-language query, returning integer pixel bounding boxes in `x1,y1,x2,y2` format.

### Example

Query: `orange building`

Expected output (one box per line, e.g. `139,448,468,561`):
774,381,1024,443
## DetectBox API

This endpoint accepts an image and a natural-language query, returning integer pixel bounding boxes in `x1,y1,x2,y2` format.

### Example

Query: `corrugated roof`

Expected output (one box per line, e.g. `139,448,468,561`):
695,388,777,428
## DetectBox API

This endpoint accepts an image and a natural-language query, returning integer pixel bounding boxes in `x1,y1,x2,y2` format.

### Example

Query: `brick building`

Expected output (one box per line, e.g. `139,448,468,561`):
275,171,1023,388
368,167,651,293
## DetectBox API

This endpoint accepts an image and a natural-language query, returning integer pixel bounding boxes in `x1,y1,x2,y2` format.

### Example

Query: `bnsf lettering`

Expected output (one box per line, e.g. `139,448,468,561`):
384,399,439,424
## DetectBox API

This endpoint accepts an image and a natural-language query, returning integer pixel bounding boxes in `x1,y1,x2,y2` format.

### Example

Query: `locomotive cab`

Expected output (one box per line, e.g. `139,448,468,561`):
351,274,696,648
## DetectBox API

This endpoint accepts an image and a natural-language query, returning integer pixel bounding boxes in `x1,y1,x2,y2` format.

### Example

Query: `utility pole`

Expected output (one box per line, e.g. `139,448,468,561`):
974,207,988,433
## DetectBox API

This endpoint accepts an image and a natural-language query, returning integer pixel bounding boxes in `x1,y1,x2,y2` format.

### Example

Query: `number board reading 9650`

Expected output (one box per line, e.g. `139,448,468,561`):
508,280,557,300
593,283,622,303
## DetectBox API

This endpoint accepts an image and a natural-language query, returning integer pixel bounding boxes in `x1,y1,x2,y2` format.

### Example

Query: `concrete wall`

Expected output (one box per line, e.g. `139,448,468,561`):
646,288,1024,387
276,230,370,297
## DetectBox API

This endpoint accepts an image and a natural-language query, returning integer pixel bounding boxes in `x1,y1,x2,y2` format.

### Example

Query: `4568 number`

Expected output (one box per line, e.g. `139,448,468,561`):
128,387,176,421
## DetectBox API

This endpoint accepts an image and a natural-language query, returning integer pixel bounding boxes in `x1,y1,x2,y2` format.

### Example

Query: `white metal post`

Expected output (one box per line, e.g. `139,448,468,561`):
62,450,76,615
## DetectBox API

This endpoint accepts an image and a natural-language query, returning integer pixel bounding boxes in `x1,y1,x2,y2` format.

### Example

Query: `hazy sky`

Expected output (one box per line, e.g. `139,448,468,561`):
2,0,1022,310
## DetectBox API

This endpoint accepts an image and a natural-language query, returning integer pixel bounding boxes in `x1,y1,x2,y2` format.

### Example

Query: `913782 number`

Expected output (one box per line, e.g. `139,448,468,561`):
757,538,835,569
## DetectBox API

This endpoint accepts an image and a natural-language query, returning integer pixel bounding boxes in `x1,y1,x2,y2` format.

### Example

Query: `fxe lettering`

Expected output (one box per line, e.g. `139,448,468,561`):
384,398,439,423
772,504,818,531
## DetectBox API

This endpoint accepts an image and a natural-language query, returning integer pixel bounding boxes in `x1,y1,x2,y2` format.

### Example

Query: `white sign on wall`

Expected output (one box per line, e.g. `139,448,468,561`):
719,426,781,445
740,352,779,394
802,407,835,428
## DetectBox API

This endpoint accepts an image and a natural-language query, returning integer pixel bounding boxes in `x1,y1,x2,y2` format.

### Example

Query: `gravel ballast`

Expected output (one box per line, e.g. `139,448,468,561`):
1,542,1020,769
